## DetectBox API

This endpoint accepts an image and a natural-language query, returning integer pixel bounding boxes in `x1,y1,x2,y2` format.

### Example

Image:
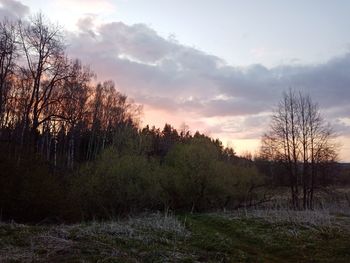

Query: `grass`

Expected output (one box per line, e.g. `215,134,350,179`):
1,211,350,262
182,213,350,262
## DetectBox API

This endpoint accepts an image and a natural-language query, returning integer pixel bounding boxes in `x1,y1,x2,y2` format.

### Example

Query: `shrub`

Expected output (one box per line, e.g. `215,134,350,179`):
72,148,162,219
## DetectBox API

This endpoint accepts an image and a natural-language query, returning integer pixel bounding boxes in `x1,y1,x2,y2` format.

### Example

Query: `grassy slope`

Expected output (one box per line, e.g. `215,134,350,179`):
1,212,350,262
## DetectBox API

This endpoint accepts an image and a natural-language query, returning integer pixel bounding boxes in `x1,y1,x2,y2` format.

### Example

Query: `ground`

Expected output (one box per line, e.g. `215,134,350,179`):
1,210,350,262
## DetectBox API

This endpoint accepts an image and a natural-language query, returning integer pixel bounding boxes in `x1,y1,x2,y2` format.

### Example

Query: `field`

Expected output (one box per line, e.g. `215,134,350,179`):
1,208,350,263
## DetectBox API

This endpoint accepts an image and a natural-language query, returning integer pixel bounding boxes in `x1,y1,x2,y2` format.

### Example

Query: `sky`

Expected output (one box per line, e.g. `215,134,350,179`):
1,0,350,161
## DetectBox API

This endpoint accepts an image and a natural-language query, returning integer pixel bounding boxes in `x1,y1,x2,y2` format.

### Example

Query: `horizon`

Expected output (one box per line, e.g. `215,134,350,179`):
1,0,349,161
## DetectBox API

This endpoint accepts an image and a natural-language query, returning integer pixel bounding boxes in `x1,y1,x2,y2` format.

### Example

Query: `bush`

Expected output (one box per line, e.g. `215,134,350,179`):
162,138,219,211
72,148,162,219
0,150,66,222
162,138,265,211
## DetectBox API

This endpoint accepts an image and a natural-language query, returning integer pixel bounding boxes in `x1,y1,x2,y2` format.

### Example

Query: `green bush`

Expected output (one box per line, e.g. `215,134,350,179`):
70,136,267,219
72,148,162,219
162,138,265,211
162,138,219,211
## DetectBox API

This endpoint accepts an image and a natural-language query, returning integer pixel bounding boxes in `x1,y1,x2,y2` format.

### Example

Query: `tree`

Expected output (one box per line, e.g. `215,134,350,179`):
261,89,338,209
55,59,93,168
18,13,69,145
0,19,17,129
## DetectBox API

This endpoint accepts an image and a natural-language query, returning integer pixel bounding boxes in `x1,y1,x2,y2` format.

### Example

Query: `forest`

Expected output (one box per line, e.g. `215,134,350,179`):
0,13,349,223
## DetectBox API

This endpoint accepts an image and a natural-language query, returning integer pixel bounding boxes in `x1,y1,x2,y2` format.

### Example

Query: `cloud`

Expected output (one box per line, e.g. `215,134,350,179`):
68,21,222,103
0,0,29,20
76,15,98,36
68,19,350,118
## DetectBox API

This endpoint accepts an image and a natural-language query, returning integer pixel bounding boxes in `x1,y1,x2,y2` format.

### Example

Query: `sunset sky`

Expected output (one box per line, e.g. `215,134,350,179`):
1,0,350,161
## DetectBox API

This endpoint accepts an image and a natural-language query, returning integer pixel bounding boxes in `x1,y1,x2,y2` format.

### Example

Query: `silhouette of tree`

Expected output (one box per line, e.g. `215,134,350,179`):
261,89,338,209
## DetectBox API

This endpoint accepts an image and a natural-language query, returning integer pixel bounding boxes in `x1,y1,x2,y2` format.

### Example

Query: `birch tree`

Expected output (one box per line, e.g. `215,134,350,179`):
261,89,338,209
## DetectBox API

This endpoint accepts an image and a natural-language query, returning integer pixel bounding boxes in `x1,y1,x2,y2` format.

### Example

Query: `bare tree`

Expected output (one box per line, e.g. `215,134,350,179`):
261,89,338,209
18,13,69,144
0,19,17,129
60,59,94,168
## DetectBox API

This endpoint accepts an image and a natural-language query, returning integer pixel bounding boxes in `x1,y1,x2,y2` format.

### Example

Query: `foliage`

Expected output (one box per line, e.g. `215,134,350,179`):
72,149,162,218
68,134,266,219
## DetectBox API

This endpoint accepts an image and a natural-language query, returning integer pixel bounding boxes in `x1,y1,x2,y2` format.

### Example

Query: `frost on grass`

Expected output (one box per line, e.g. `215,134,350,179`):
220,191,350,230
220,206,350,232
215,207,350,241
239,209,334,226
68,212,190,241
0,213,190,262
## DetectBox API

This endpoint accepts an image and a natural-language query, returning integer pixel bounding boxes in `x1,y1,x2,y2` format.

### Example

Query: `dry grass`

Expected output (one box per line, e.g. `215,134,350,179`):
232,208,338,228
228,186,350,227
0,213,190,262
1,210,350,262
